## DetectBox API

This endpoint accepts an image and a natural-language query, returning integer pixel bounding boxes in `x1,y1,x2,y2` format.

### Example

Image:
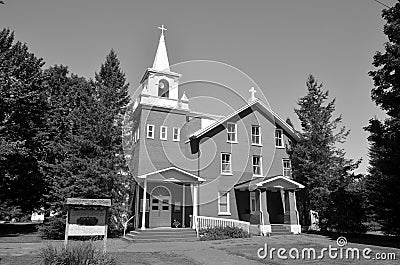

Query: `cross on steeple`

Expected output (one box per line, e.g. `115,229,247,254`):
249,87,257,101
158,24,167,35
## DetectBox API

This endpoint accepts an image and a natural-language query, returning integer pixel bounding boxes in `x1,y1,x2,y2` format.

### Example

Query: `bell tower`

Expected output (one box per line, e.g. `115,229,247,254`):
139,25,188,110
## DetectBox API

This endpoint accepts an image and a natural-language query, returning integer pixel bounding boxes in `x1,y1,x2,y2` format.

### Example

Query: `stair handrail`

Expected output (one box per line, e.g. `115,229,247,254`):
123,215,135,237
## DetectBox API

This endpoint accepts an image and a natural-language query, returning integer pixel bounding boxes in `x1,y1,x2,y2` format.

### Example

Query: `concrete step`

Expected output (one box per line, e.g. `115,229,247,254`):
123,236,199,243
270,232,293,236
271,225,290,231
123,228,197,243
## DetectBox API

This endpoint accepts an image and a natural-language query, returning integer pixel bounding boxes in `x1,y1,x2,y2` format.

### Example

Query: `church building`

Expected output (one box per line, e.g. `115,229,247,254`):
127,26,304,235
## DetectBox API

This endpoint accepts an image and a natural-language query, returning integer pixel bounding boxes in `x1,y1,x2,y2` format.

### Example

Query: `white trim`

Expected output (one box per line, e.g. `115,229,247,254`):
189,99,300,141
275,129,284,148
218,191,231,215
290,224,301,234
137,166,206,182
256,175,305,189
260,224,272,234
226,122,238,143
160,126,167,141
146,124,155,139
221,152,232,175
173,127,180,141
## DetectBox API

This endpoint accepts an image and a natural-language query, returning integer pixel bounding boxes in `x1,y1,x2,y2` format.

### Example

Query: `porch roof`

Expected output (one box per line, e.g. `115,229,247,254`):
137,166,205,182
235,176,304,190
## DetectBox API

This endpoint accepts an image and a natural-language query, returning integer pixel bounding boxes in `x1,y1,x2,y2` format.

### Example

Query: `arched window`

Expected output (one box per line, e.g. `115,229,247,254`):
151,186,171,197
158,79,169,98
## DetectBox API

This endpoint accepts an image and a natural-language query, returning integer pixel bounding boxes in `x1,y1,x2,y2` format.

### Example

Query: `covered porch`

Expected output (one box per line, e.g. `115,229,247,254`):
134,167,204,230
235,176,304,234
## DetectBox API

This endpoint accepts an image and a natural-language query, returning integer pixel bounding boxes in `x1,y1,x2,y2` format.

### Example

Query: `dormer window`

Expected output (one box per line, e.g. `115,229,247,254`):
158,79,169,98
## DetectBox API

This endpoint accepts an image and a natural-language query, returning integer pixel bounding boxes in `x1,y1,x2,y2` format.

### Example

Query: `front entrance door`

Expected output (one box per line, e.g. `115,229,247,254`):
149,186,171,227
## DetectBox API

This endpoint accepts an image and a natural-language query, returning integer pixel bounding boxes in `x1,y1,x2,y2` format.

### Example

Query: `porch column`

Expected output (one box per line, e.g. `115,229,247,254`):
287,190,301,234
141,178,147,230
280,188,286,213
191,183,198,229
287,190,298,225
260,189,271,234
182,184,186,228
135,183,140,230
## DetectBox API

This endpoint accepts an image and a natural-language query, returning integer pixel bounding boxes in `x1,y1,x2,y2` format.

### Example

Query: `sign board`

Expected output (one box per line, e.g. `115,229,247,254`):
65,198,111,252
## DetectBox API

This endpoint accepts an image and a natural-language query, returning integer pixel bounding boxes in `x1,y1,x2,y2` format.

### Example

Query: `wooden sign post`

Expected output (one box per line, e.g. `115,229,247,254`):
65,198,111,253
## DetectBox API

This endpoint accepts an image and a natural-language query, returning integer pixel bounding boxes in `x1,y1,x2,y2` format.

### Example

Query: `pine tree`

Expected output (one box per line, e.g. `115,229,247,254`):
290,75,362,232
0,28,48,218
94,49,131,235
364,1,400,236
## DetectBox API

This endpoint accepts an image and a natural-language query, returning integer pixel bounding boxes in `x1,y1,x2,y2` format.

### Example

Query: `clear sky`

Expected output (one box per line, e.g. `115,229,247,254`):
0,0,394,174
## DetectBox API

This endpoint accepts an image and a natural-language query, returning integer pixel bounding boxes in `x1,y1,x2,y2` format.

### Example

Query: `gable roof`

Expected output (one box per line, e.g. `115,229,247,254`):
256,176,305,189
137,166,205,182
189,99,299,141
235,176,304,190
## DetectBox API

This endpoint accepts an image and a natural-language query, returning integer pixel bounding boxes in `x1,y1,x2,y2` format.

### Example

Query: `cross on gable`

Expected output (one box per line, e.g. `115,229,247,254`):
249,87,257,101
158,24,167,35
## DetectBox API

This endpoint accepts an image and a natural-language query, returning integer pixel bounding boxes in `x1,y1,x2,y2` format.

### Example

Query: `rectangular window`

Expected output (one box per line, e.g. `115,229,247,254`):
252,125,261,145
221,153,232,174
173,127,180,141
218,191,230,215
275,129,284,147
252,155,262,176
160,126,167,140
147,124,155,139
227,122,237,143
151,198,159,210
162,200,169,210
283,159,292,177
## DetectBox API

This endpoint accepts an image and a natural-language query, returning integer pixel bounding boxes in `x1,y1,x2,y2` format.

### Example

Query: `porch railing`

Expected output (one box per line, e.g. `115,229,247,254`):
194,215,250,237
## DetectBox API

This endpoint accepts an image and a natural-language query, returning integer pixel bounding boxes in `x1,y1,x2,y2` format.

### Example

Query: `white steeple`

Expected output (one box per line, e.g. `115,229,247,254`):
152,25,170,72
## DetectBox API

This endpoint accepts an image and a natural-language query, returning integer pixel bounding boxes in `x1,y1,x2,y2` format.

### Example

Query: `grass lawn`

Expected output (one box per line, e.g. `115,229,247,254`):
0,255,38,265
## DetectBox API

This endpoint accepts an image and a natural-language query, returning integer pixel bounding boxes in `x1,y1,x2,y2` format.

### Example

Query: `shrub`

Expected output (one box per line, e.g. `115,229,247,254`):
39,241,117,265
39,215,65,239
199,226,250,241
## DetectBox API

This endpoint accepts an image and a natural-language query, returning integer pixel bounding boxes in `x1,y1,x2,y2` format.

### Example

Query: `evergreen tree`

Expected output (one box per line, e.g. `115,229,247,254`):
41,51,131,237
94,49,131,235
365,1,400,236
290,75,363,232
0,28,48,218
